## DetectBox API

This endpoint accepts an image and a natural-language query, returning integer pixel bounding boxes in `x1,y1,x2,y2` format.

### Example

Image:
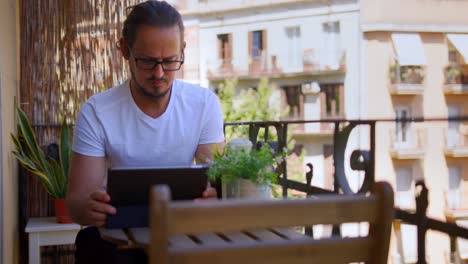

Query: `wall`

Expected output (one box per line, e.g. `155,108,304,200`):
363,28,459,263
0,0,19,263
361,0,468,27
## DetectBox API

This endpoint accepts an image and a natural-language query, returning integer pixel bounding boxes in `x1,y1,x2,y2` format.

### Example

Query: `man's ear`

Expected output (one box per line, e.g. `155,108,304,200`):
182,41,186,50
119,38,130,59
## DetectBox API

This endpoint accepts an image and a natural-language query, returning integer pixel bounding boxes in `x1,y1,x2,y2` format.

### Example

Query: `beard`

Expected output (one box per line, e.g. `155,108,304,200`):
130,67,172,100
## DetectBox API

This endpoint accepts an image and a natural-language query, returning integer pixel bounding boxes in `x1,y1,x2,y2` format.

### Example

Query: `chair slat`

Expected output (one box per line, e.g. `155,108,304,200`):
170,195,377,235
170,237,371,264
270,227,308,240
247,229,287,241
222,231,257,244
168,235,198,248
195,232,229,246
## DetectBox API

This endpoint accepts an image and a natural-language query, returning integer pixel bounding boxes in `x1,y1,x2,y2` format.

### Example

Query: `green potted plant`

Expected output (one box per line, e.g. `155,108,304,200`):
207,138,284,199
444,64,462,84
11,107,72,223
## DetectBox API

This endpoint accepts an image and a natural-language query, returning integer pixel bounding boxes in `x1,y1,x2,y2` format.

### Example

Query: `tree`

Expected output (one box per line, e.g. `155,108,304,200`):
217,77,279,142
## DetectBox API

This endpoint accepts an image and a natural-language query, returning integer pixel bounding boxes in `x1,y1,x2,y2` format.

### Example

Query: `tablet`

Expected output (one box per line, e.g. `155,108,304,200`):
105,164,208,228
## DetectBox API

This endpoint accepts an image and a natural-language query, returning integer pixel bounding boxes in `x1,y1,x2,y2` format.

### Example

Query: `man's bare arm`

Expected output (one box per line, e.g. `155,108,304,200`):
194,142,225,199
194,142,225,164
66,152,115,226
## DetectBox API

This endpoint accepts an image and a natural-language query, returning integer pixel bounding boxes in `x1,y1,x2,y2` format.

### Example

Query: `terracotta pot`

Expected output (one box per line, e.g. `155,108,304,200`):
54,198,73,223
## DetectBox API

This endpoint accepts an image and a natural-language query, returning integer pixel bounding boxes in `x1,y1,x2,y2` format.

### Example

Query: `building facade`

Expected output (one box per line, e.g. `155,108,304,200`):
176,0,363,204
174,0,468,263
361,0,468,263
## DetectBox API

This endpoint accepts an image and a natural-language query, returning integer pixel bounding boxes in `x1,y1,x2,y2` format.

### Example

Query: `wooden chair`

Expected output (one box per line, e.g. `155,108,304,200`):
150,181,394,264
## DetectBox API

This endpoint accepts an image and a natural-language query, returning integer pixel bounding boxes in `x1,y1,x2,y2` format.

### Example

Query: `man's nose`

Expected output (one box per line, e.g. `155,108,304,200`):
153,63,164,78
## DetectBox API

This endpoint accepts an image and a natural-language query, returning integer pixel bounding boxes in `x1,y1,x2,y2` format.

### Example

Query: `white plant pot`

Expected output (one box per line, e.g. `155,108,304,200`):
224,178,271,199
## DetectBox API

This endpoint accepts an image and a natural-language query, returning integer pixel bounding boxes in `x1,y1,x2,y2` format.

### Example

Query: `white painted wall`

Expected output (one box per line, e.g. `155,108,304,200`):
0,0,19,263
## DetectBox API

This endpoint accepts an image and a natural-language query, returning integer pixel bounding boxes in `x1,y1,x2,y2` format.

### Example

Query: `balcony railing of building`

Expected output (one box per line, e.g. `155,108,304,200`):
224,116,468,264
444,63,468,94
389,127,426,159
389,64,425,95
206,49,346,80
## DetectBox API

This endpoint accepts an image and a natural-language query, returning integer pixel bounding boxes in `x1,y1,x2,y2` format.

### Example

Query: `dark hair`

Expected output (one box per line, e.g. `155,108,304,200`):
122,1,184,48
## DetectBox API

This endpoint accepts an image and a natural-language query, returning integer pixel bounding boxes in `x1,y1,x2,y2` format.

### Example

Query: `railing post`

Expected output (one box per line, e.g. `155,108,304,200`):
416,180,428,264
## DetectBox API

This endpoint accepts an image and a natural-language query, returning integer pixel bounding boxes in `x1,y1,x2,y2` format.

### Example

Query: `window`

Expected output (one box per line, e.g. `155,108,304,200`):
447,105,461,148
395,107,412,147
249,30,266,61
282,85,302,119
249,30,267,73
395,166,415,209
285,26,301,70
320,84,344,118
321,21,341,69
447,166,462,209
252,31,263,58
394,166,417,261
217,33,232,65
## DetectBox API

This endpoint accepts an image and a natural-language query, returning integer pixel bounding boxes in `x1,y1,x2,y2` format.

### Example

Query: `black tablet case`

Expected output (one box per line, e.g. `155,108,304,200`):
106,165,208,228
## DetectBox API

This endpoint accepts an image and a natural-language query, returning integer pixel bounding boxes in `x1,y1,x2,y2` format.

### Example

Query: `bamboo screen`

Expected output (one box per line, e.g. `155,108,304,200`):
19,0,144,262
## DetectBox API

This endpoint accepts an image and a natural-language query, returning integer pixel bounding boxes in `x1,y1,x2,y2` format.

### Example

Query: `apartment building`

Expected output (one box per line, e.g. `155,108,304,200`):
172,0,468,262
174,0,362,200
361,0,468,263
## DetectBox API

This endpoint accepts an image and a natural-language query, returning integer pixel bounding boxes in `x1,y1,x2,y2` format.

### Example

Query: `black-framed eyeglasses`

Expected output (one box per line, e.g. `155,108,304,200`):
133,54,184,71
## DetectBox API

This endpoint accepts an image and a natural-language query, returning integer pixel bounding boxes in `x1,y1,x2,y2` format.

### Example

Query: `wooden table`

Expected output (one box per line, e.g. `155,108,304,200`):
25,217,82,264
99,227,309,250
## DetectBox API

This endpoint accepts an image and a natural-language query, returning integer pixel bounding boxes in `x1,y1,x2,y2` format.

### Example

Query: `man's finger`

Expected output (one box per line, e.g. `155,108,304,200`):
203,187,217,198
90,191,111,202
89,199,116,215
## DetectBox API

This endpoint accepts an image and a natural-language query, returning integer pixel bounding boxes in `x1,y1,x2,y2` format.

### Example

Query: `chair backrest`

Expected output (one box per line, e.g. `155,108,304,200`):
150,181,394,264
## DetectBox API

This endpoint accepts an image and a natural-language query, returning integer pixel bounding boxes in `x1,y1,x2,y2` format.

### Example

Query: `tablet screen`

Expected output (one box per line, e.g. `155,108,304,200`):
105,164,208,228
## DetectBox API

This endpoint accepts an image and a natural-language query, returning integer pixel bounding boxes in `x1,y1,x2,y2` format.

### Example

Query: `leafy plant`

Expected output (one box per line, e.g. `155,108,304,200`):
389,62,425,84
207,144,284,186
11,107,71,199
444,64,463,84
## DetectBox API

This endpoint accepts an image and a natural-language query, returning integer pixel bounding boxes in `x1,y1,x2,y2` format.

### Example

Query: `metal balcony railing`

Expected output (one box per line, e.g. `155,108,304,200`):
224,116,468,264
444,64,468,94
389,65,425,95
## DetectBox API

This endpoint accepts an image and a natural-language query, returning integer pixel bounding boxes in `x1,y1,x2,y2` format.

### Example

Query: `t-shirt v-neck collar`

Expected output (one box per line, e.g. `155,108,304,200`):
126,80,177,127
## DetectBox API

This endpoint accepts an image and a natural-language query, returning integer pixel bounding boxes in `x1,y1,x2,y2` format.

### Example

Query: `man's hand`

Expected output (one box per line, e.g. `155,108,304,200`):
85,191,116,227
195,186,217,201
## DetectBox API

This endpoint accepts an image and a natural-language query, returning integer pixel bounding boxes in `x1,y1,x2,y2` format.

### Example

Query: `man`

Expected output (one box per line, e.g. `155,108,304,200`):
66,1,225,263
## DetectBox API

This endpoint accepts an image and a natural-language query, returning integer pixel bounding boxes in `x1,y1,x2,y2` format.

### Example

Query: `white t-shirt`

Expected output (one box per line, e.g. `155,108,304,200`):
72,79,225,168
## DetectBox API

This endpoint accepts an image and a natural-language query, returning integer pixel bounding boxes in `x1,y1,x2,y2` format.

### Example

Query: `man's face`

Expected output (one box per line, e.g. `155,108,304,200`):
127,24,184,99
